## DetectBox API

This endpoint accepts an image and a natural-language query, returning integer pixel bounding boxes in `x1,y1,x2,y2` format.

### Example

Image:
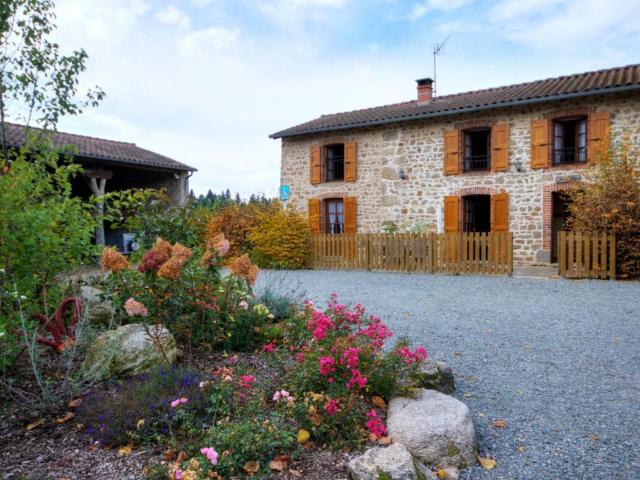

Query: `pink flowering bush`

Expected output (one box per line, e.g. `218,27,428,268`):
284,295,428,447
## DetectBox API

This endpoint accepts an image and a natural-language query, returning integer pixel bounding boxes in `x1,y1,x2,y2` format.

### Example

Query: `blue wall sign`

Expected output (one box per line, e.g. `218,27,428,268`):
279,185,290,201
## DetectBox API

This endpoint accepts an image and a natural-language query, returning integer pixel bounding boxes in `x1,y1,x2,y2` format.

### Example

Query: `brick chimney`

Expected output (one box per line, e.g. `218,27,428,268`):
416,78,433,103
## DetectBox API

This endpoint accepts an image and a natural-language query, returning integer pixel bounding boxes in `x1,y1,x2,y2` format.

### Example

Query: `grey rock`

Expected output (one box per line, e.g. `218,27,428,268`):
78,285,114,324
413,360,455,394
347,443,418,480
80,323,177,382
387,389,476,469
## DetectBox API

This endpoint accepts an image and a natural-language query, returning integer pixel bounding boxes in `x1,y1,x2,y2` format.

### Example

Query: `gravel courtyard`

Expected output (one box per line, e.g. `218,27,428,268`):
257,270,640,480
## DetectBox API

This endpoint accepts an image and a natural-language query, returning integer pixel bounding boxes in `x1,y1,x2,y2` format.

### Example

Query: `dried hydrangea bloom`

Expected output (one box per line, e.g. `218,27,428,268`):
124,297,148,317
138,249,166,272
206,232,226,251
199,249,215,267
230,254,259,285
171,242,193,260
157,255,185,279
153,237,173,262
100,247,129,273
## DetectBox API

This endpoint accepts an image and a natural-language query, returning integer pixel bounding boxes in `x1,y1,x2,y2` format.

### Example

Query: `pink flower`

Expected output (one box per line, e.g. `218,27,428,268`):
319,356,336,376
238,300,249,310
273,389,293,402
346,369,367,390
174,467,184,480
216,240,230,257
307,310,334,341
325,398,339,416
341,347,360,369
200,447,218,466
295,352,305,363
398,345,428,365
365,409,387,439
262,342,276,353
124,297,148,317
170,397,188,408
239,374,255,389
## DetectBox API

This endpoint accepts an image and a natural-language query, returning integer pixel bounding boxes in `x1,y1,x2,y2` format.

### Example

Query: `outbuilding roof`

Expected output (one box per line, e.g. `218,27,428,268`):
1,122,196,172
270,63,640,139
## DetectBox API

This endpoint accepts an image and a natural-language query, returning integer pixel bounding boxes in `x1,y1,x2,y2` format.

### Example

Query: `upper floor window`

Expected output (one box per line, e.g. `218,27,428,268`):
463,128,491,171
325,144,344,181
324,198,344,234
553,117,587,164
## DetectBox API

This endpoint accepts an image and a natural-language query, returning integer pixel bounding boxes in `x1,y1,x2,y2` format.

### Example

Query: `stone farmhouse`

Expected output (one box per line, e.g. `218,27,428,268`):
271,64,640,264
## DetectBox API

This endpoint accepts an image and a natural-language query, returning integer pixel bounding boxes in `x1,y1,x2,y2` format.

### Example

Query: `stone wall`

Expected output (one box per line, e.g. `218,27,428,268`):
279,92,640,264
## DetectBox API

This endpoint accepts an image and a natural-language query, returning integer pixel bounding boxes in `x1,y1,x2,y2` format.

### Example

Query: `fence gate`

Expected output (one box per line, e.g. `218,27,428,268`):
308,232,513,275
557,231,615,279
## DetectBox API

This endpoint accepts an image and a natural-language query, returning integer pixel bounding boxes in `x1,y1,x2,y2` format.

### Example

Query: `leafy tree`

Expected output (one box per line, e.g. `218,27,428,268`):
567,139,640,278
0,0,105,168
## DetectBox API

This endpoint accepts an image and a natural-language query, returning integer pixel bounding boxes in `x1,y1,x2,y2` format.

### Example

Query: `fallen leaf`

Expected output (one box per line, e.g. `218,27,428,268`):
477,455,496,470
75,423,84,430
377,436,393,445
269,459,286,471
492,419,507,429
136,418,145,429
478,412,485,417
516,389,524,395
26,418,44,431
517,446,526,452
588,434,600,441
454,352,463,357
463,392,473,398
56,412,75,424
437,469,448,479
243,460,260,474
164,449,177,461
297,429,310,444
177,451,188,463
288,469,302,477
372,395,387,409
68,398,82,408
118,444,133,456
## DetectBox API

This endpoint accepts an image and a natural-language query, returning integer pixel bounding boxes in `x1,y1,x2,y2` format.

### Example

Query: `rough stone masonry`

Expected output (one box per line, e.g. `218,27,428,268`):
279,92,640,264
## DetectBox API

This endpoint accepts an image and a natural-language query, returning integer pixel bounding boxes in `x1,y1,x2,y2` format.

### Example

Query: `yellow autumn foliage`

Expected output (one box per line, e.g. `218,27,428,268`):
249,203,309,269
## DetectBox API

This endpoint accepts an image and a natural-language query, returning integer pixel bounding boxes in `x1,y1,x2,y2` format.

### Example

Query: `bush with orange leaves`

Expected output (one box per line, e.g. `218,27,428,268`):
566,139,640,278
205,204,268,260
100,236,270,350
248,203,309,269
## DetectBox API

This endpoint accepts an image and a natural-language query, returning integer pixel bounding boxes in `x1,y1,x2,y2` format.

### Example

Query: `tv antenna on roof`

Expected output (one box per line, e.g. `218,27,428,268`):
432,36,450,98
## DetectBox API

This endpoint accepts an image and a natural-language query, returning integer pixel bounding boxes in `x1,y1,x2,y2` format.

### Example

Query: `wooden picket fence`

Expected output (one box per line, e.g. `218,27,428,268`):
308,232,513,275
557,231,616,279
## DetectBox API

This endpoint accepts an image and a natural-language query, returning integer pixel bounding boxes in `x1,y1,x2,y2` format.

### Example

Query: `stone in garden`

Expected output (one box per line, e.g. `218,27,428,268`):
78,285,114,324
80,323,177,382
347,443,421,480
387,389,476,469
413,360,455,394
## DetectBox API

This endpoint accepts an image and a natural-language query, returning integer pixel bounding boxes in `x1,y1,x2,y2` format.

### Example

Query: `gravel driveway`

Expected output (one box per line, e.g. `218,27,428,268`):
257,270,640,480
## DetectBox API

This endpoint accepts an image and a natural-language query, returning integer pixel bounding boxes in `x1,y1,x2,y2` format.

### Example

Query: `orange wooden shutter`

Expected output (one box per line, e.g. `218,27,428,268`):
443,129,460,175
344,142,357,182
444,196,460,232
491,123,510,172
588,111,611,162
308,198,321,233
344,197,357,233
531,119,549,169
491,192,509,231
310,145,322,184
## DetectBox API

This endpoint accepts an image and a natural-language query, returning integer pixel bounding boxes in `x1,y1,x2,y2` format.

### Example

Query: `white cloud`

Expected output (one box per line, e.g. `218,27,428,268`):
155,5,191,28
258,0,347,29
410,0,474,21
179,26,239,56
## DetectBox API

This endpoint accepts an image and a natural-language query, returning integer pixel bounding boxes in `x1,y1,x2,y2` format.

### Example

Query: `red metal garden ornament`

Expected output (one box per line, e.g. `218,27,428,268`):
36,297,83,352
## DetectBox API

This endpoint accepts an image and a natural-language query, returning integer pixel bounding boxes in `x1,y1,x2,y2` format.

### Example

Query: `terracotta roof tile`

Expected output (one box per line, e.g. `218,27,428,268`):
270,64,640,139
1,122,196,171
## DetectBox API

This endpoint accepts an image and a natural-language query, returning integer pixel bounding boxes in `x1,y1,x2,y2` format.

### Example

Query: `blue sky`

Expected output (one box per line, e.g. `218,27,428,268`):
51,0,640,195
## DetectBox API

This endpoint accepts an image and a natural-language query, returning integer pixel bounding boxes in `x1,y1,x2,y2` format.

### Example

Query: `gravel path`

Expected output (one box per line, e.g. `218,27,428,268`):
257,270,640,480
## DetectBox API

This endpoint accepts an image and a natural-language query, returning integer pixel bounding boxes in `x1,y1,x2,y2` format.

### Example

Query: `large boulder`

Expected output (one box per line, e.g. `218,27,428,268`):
413,360,455,394
347,443,420,480
80,323,177,382
78,285,114,324
387,389,476,469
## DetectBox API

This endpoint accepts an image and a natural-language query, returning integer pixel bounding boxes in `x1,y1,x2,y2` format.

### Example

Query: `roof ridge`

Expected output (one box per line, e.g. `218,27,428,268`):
320,100,416,119
435,63,640,100
3,121,137,146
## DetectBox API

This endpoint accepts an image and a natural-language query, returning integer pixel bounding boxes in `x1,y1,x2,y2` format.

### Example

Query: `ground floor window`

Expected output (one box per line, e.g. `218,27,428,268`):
464,195,491,232
324,198,344,234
